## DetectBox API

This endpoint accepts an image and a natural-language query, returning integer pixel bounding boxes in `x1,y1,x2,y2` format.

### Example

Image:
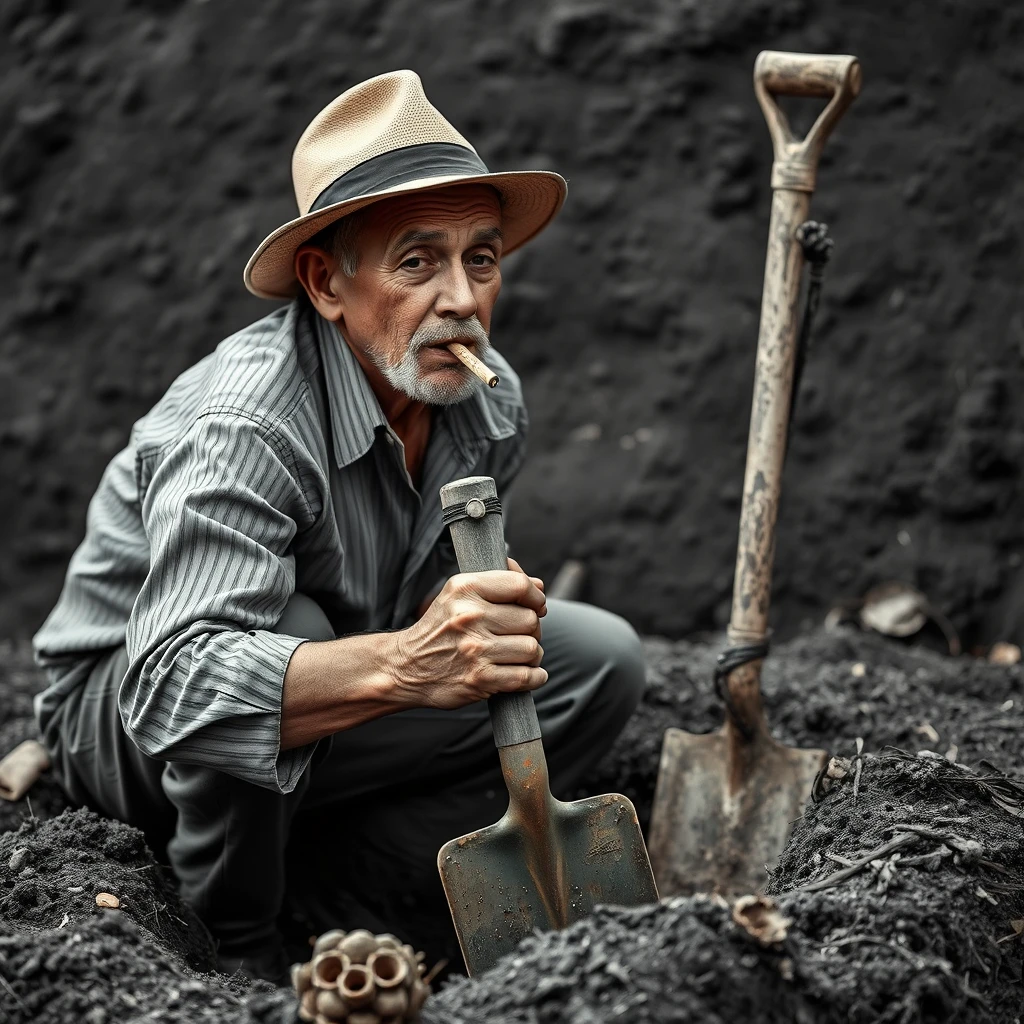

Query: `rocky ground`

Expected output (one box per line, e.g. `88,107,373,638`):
1,626,1022,1023
1,0,1023,649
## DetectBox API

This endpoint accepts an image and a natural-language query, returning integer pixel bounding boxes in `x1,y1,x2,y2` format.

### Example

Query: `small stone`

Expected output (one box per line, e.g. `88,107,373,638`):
988,642,1021,666
8,848,30,872
96,892,120,909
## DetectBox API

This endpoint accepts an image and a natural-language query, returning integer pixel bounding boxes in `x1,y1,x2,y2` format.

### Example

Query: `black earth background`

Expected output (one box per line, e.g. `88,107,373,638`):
3,2,1024,1023
1,0,1022,646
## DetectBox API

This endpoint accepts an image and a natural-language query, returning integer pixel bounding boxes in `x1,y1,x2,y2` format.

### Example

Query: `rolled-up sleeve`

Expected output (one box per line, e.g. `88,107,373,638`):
121,410,316,793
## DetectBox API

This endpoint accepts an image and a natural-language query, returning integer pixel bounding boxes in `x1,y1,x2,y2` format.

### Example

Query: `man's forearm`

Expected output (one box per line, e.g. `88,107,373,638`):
280,632,401,750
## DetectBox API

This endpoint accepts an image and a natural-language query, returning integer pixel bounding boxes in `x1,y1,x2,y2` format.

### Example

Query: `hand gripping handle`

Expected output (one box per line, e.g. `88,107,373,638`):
439,476,542,749
754,50,862,192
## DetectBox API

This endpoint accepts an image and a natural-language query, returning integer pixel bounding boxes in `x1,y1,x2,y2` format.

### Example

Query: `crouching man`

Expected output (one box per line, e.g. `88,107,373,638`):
32,71,645,980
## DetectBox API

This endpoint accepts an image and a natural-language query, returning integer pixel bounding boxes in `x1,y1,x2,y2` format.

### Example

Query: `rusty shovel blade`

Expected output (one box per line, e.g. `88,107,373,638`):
648,722,826,897
439,739,659,976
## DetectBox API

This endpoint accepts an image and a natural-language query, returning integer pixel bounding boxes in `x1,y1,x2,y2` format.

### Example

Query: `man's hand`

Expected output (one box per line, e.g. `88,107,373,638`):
390,558,547,709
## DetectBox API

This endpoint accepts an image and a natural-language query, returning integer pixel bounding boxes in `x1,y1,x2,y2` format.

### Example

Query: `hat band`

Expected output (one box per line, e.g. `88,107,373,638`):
309,143,490,214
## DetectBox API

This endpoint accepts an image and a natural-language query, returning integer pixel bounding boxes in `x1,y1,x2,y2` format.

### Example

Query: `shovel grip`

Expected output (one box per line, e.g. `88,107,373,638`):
754,50,861,192
440,476,543,749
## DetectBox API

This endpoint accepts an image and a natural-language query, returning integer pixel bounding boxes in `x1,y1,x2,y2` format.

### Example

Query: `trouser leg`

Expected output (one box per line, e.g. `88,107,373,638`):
162,594,337,956
42,647,176,857
41,593,337,963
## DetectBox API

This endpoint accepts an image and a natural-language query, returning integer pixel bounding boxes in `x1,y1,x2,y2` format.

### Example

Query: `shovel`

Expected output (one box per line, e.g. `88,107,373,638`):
437,475,658,975
647,51,862,898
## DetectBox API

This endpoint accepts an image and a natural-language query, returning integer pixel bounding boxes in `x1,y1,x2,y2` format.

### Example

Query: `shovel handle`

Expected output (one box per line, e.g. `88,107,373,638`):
440,476,543,749
722,53,861,735
754,50,862,192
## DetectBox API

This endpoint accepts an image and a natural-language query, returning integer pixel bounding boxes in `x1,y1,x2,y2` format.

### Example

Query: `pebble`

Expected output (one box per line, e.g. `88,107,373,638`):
8,847,30,872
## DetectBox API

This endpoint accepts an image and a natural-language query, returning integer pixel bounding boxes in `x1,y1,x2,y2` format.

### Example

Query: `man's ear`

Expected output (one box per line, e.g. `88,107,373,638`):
294,245,344,321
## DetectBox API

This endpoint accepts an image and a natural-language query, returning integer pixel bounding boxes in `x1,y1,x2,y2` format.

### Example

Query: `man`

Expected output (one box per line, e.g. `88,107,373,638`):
32,71,645,980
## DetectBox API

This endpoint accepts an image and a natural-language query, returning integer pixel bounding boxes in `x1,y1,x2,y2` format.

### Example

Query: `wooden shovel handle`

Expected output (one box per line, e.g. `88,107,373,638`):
754,51,862,192
440,475,543,749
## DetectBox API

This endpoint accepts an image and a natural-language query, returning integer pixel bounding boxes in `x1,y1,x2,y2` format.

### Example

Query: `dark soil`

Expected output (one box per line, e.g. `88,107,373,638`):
4,627,1021,1022
426,751,1024,1024
0,808,216,971
585,626,1024,830
0,913,295,1024
1,0,1023,650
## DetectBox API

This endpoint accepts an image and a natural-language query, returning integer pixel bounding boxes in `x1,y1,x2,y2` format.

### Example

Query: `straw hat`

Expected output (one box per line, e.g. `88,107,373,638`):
244,70,567,299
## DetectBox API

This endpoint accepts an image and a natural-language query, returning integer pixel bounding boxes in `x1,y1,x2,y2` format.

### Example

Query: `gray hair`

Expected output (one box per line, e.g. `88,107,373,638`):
308,209,365,278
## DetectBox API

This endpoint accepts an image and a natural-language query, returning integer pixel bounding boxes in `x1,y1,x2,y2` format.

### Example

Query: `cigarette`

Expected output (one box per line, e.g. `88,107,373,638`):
447,342,499,388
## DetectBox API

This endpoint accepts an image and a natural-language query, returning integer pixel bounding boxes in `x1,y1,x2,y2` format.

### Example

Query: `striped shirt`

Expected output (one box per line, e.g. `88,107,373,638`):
32,299,528,793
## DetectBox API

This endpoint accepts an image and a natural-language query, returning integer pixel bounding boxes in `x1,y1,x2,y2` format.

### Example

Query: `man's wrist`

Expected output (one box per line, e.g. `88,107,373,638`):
375,629,412,708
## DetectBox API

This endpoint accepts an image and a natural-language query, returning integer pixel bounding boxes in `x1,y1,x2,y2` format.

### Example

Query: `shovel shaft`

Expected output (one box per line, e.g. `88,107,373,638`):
726,51,861,722
439,476,543,749
728,187,810,646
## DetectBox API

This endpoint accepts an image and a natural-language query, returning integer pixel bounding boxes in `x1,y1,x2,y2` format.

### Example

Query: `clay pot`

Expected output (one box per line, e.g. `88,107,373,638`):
313,929,348,956
338,964,375,1009
347,1014,380,1024
315,988,350,1020
408,980,430,1017
368,950,408,990
373,988,408,1017
312,950,350,990
373,933,401,950
338,929,378,964
292,961,313,995
298,987,319,1022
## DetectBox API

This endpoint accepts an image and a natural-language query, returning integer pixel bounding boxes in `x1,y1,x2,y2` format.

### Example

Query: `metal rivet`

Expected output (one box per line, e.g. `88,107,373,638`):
465,498,486,519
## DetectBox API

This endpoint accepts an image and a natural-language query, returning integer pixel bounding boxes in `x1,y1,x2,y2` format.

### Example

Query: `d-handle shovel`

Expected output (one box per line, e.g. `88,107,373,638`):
437,476,658,976
648,51,862,898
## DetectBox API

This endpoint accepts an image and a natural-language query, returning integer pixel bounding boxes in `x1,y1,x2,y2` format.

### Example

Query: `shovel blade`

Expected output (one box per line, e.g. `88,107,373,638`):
648,727,827,897
439,792,658,975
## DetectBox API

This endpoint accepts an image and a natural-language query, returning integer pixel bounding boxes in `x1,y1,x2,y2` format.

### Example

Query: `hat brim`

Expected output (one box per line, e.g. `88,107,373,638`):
243,170,567,300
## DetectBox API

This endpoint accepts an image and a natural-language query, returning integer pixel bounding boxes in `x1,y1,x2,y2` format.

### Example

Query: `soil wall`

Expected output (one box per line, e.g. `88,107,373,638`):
1,0,1022,644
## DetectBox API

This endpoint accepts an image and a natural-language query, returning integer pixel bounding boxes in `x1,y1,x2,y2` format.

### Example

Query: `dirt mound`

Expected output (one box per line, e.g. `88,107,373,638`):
0,913,294,1024
774,750,1024,1023
426,751,1024,1023
1,1,1023,650
0,808,217,972
1,628,1022,1019
584,627,1024,828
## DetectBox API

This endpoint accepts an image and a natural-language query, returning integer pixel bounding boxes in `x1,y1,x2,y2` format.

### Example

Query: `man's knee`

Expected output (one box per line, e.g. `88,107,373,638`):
594,607,646,715
554,601,646,716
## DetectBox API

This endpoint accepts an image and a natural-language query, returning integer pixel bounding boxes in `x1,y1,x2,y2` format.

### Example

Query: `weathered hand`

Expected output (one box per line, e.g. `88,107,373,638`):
390,558,547,709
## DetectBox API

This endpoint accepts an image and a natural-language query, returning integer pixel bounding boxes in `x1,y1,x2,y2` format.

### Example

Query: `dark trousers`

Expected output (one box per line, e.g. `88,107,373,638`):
43,596,645,955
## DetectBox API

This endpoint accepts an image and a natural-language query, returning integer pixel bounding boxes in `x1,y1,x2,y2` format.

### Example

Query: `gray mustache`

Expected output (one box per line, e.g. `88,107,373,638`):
410,317,490,351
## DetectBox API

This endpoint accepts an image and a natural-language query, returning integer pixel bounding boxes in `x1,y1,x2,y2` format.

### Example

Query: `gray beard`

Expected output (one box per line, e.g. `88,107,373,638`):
373,316,492,406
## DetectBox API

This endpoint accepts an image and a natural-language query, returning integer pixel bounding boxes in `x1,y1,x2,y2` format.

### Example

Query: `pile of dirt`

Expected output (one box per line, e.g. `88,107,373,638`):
774,750,1024,1023
425,751,1024,1023
0,805,301,1024
1,0,1023,650
0,914,295,1024
2,627,1022,1021
582,626,1024,828
0,808,216,971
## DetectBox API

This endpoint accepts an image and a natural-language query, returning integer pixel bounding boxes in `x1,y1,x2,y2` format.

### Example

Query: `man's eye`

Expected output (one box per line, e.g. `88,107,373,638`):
401,256,424,270
468,253,496,267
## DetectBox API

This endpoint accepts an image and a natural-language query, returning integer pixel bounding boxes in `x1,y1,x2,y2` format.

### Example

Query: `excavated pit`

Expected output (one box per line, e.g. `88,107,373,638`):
1,627,1022,1023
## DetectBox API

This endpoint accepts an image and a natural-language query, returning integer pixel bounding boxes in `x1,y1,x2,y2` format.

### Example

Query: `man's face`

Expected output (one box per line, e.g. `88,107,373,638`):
332,184,503,406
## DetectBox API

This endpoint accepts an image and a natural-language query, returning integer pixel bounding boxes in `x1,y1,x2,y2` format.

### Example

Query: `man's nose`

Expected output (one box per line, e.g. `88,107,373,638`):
435,264,478,321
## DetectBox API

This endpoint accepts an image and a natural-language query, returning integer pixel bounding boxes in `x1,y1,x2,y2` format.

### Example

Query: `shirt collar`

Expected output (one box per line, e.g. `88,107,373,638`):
310,305,518,468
